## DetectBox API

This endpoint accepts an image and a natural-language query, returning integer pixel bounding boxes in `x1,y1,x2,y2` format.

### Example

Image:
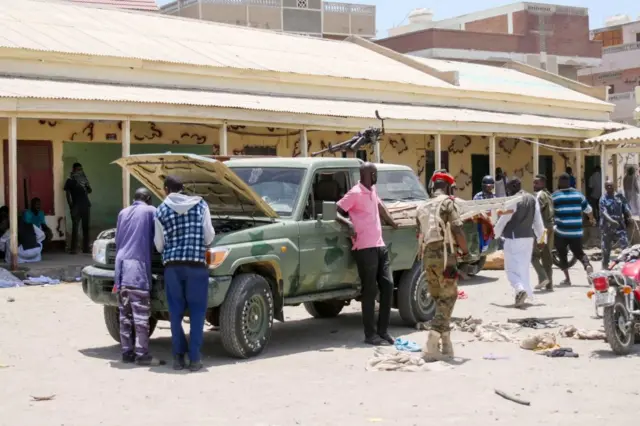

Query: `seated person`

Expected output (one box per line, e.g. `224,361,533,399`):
0,206,8,259
0,215,46,264
23,198,53,242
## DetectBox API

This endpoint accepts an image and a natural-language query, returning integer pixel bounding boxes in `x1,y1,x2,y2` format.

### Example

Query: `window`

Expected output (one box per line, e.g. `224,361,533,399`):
229,167,305,216
303,170,349,220
297,0,308,8
594,29,623,47
608,85,615,95
636,33,640,42
376,170,428,203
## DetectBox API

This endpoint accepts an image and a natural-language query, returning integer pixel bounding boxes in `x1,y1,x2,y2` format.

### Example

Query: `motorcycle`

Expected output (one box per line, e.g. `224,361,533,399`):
588,244,640,355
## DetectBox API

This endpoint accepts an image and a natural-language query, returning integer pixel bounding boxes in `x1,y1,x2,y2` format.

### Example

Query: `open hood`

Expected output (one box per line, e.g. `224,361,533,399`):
114,153,279,219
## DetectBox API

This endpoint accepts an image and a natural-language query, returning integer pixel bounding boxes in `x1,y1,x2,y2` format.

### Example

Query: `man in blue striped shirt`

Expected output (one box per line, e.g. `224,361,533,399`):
552,173,596,286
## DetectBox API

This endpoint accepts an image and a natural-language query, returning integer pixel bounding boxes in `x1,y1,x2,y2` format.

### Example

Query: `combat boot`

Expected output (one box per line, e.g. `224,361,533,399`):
422,330,443,362
440,332,454,358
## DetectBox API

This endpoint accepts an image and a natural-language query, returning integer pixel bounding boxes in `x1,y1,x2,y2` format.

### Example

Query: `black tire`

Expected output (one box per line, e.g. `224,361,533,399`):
465,257,487,277
103,305,157,343
303,300,345,318
603,293,635,355
397,261,435,327
552,249,578,269
220,273,274,359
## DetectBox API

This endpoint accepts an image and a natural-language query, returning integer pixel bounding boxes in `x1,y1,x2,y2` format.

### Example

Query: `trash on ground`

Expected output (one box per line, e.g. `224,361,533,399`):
519,332,557,350
23,276,60,286
6,296,15,302
559,325,606,340
0,268,24,289
366,347,453,372
508,317,558,329
394,338,421,352
494,389,530,406
0,363,12,369
31,394,56,402
483,354,509,360
457,290,468,299
539,347,579,358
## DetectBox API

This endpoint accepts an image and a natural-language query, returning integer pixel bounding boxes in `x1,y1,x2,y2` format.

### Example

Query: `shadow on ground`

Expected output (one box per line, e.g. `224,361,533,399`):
78,311,419,370
460,275,499,286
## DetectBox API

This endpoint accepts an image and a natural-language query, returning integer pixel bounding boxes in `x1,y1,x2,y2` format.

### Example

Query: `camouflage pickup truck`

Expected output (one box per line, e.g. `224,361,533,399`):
82,154,496,359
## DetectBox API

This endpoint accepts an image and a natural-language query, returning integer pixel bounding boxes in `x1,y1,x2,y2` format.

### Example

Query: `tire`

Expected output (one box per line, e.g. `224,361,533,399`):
552,249,578,269
103,305,157,343
220,273,274,359
603,293,635,355
465,257,487,277
303,300,345,318
397,261,435,327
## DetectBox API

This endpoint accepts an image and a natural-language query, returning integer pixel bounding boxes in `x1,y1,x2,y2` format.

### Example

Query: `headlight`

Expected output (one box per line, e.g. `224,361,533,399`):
205,246,230,269
93,239,109,264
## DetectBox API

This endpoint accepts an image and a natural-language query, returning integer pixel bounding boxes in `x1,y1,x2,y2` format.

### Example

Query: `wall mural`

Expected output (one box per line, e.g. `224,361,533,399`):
416,152,426,178
388,137,408,155
70,122,95,141
171,132,207,145
133,122,163,141
498,137,518,155
292,138,312,158
319,140,338,158
211,144,221,156
448,135,472,154
455,169,472,190
38,120,58,127
56,217,64,238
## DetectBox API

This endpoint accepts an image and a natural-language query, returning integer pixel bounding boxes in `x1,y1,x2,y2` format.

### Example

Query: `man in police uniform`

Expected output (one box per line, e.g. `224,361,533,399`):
416,170,470,361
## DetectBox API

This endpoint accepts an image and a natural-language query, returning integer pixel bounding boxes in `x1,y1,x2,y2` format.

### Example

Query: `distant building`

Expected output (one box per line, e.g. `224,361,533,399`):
578,15,640,125
160,0,376,39
65,0,157,11
376,2,602,80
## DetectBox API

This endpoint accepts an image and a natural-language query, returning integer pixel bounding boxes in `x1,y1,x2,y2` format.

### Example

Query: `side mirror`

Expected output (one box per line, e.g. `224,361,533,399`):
321,201,337,221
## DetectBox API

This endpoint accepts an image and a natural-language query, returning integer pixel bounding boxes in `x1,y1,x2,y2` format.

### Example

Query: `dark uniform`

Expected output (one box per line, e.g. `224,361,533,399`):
600,193,630,269
532,188,554,290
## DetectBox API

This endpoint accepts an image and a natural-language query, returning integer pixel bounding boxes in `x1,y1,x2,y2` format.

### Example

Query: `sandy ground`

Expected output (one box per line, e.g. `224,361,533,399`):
1,263,639,426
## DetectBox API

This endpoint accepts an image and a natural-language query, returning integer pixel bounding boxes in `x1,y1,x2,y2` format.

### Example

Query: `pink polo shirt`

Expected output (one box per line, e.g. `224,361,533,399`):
337,182,385,251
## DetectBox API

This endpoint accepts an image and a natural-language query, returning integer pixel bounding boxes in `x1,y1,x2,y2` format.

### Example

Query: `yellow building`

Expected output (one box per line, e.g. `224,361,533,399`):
0,0,630,261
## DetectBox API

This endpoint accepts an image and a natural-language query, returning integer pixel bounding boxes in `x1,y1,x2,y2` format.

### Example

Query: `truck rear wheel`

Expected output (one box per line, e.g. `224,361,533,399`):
220,273,274,359
103,306,157,343
397,261,435,327
303,300,345,318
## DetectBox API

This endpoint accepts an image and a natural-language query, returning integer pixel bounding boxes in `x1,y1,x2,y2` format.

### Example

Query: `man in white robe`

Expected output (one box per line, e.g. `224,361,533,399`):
494,178,544,307
0,217,46,264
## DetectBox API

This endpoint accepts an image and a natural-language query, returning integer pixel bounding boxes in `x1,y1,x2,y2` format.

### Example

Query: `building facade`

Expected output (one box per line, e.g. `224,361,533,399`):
64,0,157,10
159,0,376,39
578,16,640,125
376,2,602,80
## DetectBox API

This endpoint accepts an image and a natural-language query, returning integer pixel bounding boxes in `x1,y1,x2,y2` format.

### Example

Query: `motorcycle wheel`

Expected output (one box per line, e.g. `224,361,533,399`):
603,293,636,355
551,249,578,269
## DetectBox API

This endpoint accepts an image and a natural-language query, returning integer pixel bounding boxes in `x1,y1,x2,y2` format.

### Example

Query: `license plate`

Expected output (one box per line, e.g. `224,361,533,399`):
594,291,615,307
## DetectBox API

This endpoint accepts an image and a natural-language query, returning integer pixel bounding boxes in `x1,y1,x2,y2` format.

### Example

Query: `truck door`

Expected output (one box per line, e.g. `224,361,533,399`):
297,169,359,295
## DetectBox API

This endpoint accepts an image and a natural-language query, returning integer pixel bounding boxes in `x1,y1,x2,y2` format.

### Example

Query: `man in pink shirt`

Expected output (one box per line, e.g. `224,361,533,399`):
337,163,398,346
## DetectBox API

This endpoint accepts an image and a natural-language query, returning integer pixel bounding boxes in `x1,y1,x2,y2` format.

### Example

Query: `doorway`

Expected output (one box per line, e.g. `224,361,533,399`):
471,154,490,196
424,150,449,188
3,140,54,214
539,155,554,191
584,155,600,194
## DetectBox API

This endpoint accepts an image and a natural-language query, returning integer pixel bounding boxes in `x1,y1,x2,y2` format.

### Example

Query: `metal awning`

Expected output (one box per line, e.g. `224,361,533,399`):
585,127,640,144
0,77,628,137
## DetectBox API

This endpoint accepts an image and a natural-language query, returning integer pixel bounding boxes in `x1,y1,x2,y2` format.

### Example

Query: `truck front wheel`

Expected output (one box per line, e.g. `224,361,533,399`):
220,273,274,359
103,306,157,343
397,262,435,327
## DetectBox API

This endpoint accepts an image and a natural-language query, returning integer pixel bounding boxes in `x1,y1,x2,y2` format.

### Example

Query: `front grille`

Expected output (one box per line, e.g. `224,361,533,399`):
106,242,164,270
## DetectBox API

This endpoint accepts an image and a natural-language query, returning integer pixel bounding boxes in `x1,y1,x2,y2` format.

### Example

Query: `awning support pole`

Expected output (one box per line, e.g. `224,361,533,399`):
301,127,308,157
435,134,442,172
220,121,228,156
8,117,18,270
575,140,583,192
122,118,131,208
489,134,496,179
374,134,381,163
532,138,539,177
600,143,607,197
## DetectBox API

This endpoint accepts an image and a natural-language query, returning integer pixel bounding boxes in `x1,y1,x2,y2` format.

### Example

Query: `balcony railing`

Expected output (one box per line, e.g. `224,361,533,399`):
603,41,640,55
161,0,281,13
323,1,375,15
609,91,636,102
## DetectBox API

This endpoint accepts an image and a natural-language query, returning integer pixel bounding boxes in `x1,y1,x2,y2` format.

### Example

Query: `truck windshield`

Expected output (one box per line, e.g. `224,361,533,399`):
377,170,428,202
230,167,305,216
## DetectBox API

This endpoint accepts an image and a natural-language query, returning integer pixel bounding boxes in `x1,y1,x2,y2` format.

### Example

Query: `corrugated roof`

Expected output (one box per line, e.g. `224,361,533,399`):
0,77,626,133
65,0,157,11
585,127,640,144
0,0,451,89
408,56,609,106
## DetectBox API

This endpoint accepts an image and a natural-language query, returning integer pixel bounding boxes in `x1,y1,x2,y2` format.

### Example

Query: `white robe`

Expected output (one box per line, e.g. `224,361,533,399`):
494,196,544,297
0,225,45,264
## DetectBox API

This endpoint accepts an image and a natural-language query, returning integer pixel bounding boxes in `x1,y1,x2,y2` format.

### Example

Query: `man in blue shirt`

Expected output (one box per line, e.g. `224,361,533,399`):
552,173,595,286
473,176,495,200
600,180,630,269
23,198,53,242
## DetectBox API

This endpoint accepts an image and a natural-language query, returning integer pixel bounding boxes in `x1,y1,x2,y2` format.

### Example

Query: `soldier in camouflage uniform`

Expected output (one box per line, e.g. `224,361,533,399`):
532,174,555,291
416,171,470,361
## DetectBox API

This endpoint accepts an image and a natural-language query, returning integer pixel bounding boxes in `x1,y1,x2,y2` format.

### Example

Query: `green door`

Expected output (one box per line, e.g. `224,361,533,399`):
424,150,449,188
539,155,554,191
471,154,490,196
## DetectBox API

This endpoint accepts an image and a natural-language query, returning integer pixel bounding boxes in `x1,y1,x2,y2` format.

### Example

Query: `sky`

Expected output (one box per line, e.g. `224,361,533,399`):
157,0,640,38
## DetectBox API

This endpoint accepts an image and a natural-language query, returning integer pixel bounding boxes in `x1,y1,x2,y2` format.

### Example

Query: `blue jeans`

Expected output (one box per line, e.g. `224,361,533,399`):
164,264,209,363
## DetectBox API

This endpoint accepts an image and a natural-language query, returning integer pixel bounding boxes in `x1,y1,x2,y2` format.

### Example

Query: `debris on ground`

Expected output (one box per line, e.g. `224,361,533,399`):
30,395,56,402
0,268,24,289
539,347,579,358
417,317,521,343
451,316,484,332
483,354,509,360
494,389,530,406
394,338,421,352
457,290,468,299
0,363,12,368
7,296,15,302
559,325,606,340
23,276,61,286
508,317,558,329
484,252,504,270
366,347,453,372
519,332,557,350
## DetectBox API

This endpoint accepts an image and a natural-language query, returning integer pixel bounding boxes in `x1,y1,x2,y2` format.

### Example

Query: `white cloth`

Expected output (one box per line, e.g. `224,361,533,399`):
495,179,507,198
0,225,45,264
588,171,602,200
493,194,544,243
504,237,535,296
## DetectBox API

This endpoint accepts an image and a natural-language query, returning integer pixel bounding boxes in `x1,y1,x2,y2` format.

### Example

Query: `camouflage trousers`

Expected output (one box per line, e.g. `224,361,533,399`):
118,287,151,358
423,244,458,334
601,227,629,269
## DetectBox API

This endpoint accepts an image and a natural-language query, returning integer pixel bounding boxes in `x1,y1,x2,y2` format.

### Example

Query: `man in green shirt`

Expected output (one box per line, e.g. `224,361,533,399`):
532,174,555,291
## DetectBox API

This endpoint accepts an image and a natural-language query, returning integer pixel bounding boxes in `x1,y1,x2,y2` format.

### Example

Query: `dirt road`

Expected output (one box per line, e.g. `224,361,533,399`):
1,265,638,426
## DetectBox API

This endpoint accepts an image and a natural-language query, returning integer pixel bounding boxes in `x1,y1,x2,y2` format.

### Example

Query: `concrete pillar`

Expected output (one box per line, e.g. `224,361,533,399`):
300,128,308,157
220,121,228,156
122,118,131,208
8,117,18,270
434,134,442,171
600,143,607,197
575,140,583,192
489,135,496,179
532,137,539,177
